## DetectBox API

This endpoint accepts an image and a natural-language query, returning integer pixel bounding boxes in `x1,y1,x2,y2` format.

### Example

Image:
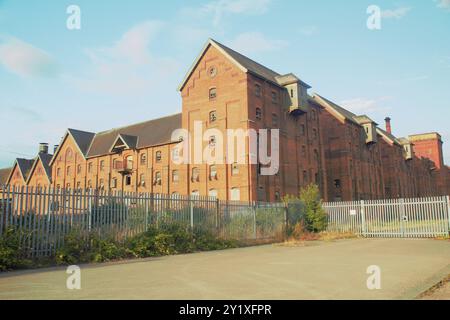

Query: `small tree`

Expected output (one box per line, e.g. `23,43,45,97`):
299,184,327,232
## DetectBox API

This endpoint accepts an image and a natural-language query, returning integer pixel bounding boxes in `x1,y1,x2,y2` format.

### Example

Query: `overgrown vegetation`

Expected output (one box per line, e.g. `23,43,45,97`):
0,224,241,271
283,184,328,240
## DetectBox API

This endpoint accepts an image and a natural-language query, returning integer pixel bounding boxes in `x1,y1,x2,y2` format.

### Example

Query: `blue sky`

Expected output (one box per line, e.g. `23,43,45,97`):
0,0,449,168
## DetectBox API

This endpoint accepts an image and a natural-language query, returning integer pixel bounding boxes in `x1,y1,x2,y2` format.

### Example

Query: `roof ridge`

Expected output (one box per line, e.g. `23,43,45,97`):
95,112,182,136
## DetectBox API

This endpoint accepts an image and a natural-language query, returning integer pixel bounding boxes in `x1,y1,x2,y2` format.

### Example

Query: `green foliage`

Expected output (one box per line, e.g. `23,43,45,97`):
284,184,327,234
300,184,327,233
0,227,32,271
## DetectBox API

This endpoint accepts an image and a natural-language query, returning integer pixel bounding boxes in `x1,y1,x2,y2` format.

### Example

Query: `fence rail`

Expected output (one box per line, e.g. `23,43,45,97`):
0,186,287,257
323,196,450,238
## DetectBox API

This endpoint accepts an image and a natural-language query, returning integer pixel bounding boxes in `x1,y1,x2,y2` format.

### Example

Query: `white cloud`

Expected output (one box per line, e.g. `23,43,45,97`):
299,26,318,37
184,0,272,27
381,7,411,19
436,0,450,10
69,21,180,95
340,97,392,114
0,37,59,77
228,32,288,55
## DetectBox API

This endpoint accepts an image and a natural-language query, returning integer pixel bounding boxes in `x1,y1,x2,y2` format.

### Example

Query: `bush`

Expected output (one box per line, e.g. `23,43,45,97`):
0,227,32,271
284,184,328,236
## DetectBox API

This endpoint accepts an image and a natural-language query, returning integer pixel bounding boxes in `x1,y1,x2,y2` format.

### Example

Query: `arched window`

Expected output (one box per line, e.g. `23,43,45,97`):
100,160,105,172
192,167,200,182
209,87,217,100
209,110,217,122
140,153,147,165
272,114,278,127
230,188,240,201
209,189,218,199
314,149,319,161
210,165,217,179
191,190,200,197
154,171,161,185
77,164,82,174
65,148,73,161
66,166,71,176
139,174,145,186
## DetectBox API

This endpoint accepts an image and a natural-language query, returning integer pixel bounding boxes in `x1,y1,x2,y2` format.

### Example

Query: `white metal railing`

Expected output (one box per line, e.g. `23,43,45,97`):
323,196,450,238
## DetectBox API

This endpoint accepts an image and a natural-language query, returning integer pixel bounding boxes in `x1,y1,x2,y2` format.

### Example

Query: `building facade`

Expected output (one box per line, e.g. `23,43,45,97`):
4,39,450,201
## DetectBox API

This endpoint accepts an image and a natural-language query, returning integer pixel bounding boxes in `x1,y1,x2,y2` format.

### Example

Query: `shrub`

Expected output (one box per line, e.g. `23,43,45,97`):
0,227,32,271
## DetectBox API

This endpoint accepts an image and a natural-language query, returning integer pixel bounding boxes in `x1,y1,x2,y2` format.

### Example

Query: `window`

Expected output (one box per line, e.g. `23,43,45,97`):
302,145,307,157
231,163,239,176
88,162,93,173
334,179,341,188
172,148,180,162
208,189,218,199
271,91,277,104
139,174,145,186
312,110,317,120
172,170,179,183
312,128,318,139
256,107,262,120
99,179,104,190
57,168,61,177
255,84,261,97
300,124,305,136
126,156,133,170
314,149,319,161
76,181,81,189
209,135,216,147
155,151,162,162
191,190,200,197
230,188,240,201
125,175,131,186
77,164,82,174
66,166,71,176
140,153,147,165
209,110,217,123
154,172,161,185
210,165,217,179
290,89,294,98
100,160,105,172
66,148,73,161
111,178,117,188
209,87,217,100
192,167,200,182
272,114,278,127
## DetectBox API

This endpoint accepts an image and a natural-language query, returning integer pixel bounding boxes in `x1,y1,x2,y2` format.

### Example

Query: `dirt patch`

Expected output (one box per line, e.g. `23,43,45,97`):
417,275,450,300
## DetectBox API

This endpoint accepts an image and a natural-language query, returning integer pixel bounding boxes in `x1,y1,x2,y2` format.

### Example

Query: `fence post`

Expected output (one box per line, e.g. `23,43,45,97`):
215,198,220,235
446,196,450,235
360,200,366,237
284,202,289,241
88,189,92,232
190,200,194,231
253,202,257,240
400,198,406,237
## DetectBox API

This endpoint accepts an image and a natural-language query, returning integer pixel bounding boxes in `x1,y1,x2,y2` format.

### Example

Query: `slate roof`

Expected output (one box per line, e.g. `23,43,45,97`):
16,158,35,181
0,167,12,185
86,113,182,158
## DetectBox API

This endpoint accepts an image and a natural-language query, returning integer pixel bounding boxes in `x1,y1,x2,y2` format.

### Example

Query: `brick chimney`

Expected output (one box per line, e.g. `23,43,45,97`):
39,143,49,154
385,117,392,134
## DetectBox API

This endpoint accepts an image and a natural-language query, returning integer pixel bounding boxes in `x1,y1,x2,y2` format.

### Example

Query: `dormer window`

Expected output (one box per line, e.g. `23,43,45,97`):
209,87,217,100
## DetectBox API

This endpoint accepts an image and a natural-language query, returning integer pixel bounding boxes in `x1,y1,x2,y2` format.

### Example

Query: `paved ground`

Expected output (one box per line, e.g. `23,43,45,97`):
0,239,449,300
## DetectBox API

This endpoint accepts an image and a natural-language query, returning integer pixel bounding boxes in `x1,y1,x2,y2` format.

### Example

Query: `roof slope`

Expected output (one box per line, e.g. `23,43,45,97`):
376,128,401,146
87,113,182,158
38,153,53,181
0,167,12,185
312,94,359,125
67,128,96,156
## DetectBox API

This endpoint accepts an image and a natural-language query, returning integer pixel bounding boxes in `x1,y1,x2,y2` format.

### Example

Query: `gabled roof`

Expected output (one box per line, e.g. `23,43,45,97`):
50,128,96,165
109,134,138,153
275,73,311,88
376,128,401,146
6,158,35,184
312,94,359,125
0,167,12,185
87,113,182,158
353,115,378,125
178,38,284,91
26,153,53,184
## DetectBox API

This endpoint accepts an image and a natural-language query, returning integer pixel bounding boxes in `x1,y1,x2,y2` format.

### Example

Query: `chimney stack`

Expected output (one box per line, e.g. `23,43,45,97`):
39,143,49,154
54,145,59,153
385,117,392,134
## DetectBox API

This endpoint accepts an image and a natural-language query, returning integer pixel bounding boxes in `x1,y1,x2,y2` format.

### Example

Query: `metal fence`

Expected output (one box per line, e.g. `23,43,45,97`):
0,186,287,257
323,196,450,238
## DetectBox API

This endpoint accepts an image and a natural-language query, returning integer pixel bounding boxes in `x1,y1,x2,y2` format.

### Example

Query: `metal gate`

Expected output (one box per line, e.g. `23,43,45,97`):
324,196,450,238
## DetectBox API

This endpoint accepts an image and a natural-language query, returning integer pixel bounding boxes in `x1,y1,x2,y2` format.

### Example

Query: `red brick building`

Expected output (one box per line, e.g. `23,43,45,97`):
3,39,449,201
